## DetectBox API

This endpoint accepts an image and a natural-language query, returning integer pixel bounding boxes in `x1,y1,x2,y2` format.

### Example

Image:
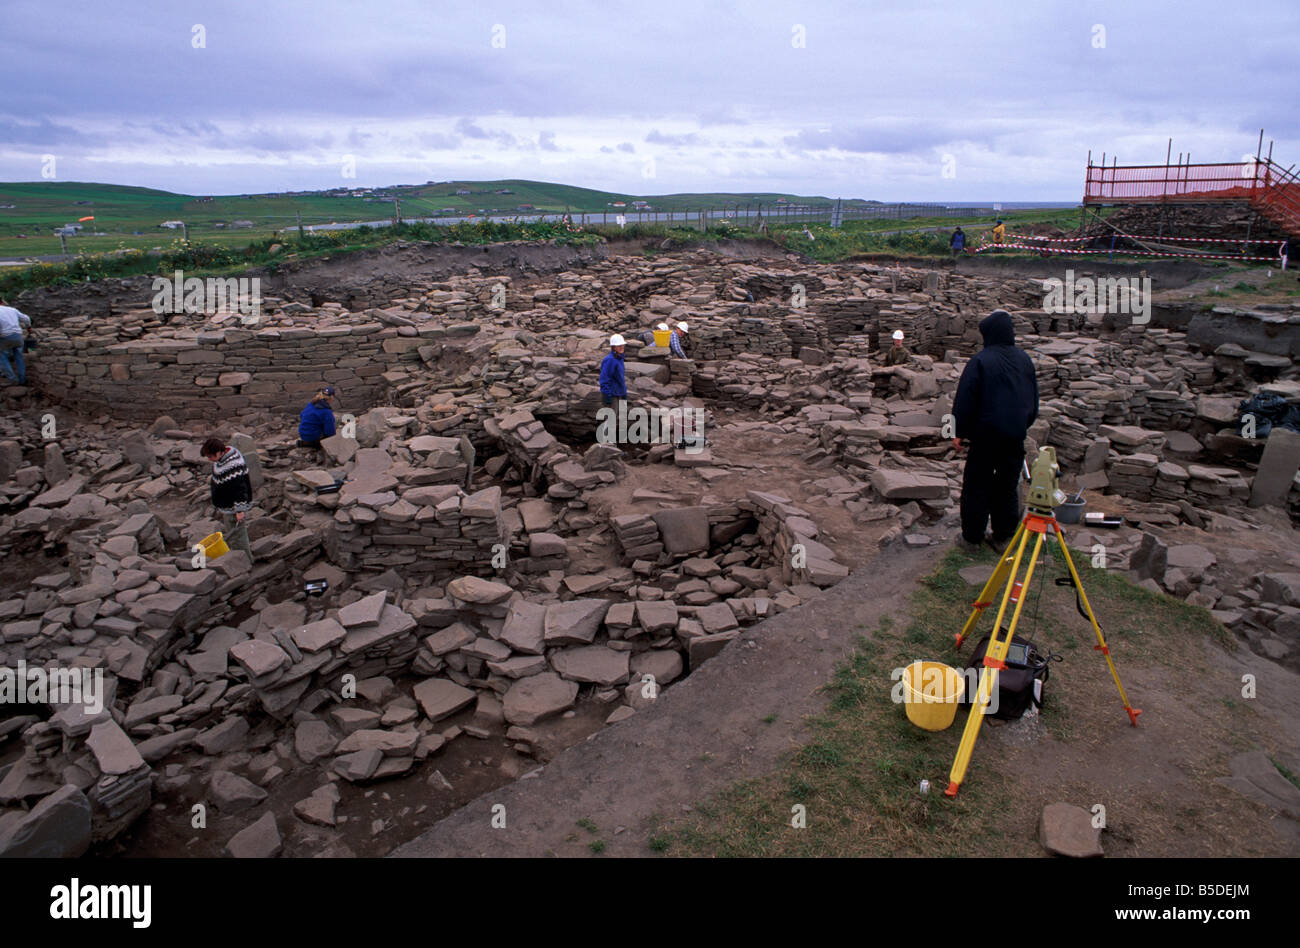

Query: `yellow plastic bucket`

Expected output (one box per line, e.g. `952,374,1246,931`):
902,661,964,731
198,532,230,559
653,329,672,347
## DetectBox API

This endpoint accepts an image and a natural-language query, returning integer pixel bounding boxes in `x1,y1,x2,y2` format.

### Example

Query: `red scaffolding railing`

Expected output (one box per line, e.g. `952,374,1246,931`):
1084,157,1300,234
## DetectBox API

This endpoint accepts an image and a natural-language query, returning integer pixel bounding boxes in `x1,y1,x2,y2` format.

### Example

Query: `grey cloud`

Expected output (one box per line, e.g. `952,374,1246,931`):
419,131,462,149
783,122,977,155
0,117,103,148
455,118,517,148
645,129,700,146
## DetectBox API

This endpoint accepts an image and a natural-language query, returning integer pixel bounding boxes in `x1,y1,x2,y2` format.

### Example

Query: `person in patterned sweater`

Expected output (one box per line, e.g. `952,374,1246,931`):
201,436,255,562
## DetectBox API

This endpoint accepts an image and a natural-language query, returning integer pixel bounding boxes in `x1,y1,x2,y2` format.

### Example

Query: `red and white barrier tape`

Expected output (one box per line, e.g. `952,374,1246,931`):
975,241,1281,261
1010,232,1285,246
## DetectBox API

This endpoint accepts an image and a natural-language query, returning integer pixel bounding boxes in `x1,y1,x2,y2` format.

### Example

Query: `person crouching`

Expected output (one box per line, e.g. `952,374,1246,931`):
297,386,336,451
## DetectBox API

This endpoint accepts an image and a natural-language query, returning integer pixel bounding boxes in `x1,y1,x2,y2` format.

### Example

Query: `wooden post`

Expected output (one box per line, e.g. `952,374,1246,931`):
1170,136,1180,201
297,211,304,240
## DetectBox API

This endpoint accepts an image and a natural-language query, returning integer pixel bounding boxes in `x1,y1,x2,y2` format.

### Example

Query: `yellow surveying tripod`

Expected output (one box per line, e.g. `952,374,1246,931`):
945,447,1141,797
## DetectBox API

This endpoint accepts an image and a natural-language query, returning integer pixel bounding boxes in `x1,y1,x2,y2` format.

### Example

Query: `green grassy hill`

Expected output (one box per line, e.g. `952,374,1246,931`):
0,178,1069,262
0,178,906,257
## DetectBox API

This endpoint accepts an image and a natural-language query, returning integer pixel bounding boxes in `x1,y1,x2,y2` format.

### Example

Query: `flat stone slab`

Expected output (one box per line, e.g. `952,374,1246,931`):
870,468,949,501
635,600,679,633
551,646,631,686
446,576,513,605
339,604,417,654
229,639,290,679
85,720,145,776
195,716,249,755
1165,544,1216,572
1038,802,1103,857
335,728,420,757
651,507,709,554
293,617,347,653
337,591,387,629
502,672,579,726
294,720,338,764
424,621,477,655
412,678,476,721
210,771,268,814
630,649,683,686
500,602,547,654
225,811,281,858
688,630,740,669
333,748,384,782
694,602,739,634
0,784,92,858
1250,428,1300,508
543,599,610,645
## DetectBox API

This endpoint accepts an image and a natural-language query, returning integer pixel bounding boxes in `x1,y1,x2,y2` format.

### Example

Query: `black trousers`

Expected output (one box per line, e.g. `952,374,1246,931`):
960,437,1024,543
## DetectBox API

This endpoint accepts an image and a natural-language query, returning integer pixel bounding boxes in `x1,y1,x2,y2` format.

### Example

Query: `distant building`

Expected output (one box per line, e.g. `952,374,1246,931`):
516,204,535,211
54,224,82,235
495,188,513,194
230,220,254,228
441,207,457,213
455,188,471,196
631,201,650,209
610,202,626,207
159,220,184,229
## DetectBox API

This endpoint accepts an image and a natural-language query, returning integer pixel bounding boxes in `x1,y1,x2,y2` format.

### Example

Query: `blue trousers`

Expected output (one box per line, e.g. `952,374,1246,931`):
0,335,24,383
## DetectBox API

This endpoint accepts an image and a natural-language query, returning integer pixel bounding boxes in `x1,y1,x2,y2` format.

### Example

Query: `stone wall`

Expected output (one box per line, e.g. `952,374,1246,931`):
31,317,440,425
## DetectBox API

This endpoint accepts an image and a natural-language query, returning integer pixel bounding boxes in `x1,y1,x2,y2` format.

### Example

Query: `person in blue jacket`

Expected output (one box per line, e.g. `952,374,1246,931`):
599,335,627,408
297,386,337,451
950,226,966,256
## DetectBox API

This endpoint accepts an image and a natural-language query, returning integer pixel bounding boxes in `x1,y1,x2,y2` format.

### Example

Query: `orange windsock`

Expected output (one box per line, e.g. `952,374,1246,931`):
78,215,94,222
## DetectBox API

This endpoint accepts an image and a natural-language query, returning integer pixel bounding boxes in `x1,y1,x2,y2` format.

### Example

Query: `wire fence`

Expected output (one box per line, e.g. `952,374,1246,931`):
289,201,1009,234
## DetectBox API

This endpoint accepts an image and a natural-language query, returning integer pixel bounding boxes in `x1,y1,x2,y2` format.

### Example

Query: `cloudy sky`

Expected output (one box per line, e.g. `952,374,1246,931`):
2,0,1296,200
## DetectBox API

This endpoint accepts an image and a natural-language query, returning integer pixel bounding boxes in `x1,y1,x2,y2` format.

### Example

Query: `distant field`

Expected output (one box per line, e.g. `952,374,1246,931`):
0,179,1071,258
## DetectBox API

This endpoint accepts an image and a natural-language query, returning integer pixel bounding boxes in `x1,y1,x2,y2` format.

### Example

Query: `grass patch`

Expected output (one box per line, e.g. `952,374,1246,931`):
655,543,1233,857
0,219,602,297
1271,758,1300,792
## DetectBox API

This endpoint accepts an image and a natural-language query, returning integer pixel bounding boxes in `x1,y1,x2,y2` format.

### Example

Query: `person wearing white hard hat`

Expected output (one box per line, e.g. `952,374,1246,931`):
599,333,628,410
641,322,671,346
669,321,688,358
885,328,911,366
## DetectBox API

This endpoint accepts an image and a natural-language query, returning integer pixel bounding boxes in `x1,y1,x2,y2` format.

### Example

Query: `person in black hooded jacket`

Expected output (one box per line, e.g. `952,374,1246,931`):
952,309,1039,550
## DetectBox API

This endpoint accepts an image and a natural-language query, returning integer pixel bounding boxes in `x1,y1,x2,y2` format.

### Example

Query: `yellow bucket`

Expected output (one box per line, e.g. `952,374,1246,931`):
653,329,672,347
198,532,230,559
902,661,964,731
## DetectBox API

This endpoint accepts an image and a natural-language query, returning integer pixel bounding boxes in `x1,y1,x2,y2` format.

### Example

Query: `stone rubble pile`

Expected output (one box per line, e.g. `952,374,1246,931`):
4,243,1300,857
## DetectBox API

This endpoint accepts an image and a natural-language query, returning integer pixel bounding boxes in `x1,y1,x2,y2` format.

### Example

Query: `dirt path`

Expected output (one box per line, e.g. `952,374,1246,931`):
391,535,948,857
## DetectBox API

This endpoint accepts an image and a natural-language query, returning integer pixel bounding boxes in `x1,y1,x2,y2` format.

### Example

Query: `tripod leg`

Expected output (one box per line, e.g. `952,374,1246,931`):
946,527,1041,796
1055,529,1142,726
956,519,1026,648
